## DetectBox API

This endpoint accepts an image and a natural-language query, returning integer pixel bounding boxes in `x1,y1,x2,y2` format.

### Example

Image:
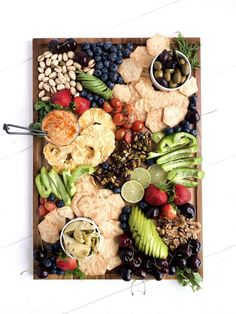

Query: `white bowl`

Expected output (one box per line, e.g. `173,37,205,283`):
60,217,101,259
150,50,191,92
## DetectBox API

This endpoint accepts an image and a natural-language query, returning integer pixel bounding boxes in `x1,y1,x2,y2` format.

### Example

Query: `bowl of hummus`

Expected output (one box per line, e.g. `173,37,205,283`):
42,110,79,146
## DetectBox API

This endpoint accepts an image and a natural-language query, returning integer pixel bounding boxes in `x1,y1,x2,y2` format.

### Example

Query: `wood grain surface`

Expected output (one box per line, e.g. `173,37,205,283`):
33,37,202,279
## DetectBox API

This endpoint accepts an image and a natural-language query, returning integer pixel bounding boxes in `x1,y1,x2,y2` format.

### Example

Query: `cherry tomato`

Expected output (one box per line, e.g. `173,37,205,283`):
103,101,113,113
38,205,47,217
115,128,126,141
132,120,144,132
44,201,56,212
124,130,133,144
39,197,46,205
113,113,125,126
123,103,133,115
122,120,133,129
110,98,122,109
127,112,137,124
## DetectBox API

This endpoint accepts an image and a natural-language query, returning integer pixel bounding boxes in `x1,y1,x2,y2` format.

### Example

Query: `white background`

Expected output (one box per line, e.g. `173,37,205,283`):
0,0,236,313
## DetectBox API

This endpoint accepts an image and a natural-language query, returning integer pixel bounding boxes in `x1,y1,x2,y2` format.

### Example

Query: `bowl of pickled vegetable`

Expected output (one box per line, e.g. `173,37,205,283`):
150,49,191,91
60,217,101,260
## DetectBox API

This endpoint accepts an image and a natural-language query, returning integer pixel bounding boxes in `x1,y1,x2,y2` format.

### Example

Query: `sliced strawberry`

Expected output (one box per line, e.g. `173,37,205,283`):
160,203,177,220
51,89,72,107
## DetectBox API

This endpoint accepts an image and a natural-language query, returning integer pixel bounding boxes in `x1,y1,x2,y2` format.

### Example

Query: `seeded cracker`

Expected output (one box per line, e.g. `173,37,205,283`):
118,58,142,83
130,46,153,68
146,108,167,132
146,33,170,57
179,76,198,97
112,84,131,102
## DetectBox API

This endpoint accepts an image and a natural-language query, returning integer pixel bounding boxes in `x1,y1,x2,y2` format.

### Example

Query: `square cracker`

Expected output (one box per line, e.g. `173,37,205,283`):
179,77,198,97
145,108,167,132
130,46,153,68
163,105,188,127
118,58,143,83
112,84,131,102
146,34,170,57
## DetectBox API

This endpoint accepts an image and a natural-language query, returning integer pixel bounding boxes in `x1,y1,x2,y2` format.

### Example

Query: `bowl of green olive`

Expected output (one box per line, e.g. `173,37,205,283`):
150,49,191,91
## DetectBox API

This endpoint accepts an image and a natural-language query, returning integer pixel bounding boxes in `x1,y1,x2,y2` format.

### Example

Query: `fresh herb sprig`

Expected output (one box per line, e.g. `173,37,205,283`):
65,266,86,279
175,32,200,69
176,267,202,292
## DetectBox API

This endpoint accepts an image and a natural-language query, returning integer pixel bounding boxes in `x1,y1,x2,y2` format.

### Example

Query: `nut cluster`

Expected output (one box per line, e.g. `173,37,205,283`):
156,214,201,250
37,50,95,100
95,133,152,187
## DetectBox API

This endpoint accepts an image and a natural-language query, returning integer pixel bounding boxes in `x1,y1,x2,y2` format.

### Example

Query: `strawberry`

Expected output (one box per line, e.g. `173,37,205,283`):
160,203,177,220
73,96,90,115
56,255,78,271
144,184,168,206
174,184,191,205
51,89,72,107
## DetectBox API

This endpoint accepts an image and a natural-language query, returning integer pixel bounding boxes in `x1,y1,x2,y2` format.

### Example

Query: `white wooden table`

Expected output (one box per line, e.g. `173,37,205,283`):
0,0,235,313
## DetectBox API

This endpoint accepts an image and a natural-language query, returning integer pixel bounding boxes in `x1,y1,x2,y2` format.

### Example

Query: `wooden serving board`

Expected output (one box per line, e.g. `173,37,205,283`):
33,37,202,279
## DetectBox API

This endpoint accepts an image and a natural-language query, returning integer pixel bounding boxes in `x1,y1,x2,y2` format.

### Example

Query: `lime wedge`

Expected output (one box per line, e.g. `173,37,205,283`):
130,167,151,189
121,180,144,203
148,164,167,186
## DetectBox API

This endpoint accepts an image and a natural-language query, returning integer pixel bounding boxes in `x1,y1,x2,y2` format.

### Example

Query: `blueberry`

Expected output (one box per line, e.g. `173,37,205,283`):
94,55,102,62
190,129,198,137
101,73,108,81
109,72,118,82
145,158,154,166
87,93,94,101
104,60,111,67
189,94,197,105
95,62,103,70
94,69,102,77
97,42,104,48
116,57,123,66
50,255,56,262
56,268,65,275
94,47,103,55
93,94,99,101
117,51,123,58
103,42,112,51
102,162,109,170
102,52,109,60
181,126,191,133
109,46,117,53
120,222,129,231
47,193,56,202
45,244,53,251
33,249,47,262
174,125,182,133
109,53,117,62
49,268,57,274
165,127,174,135
107,182,114,190
106,81,115,89
122,48,131,57
80,90,87,97
81,42,90,50
91,101,97,108
109,64,118,72
113,187,121,194
139,201,148,211
126,43,134,50
116,75,124,84
43,258,52,268
117,44,123,50
56,199,64,208
90,43,97,51
101,67,108,74
185,110,200,124
188,102,196,111
52,240,61,252
98,98,105,105
181,120,191,128
119,212,128,222
86,49,93,57
122,206,132,215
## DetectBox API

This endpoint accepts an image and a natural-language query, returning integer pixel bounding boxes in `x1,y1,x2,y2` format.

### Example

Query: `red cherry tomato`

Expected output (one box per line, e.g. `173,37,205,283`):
115,128,126,141
110,98,122,109
124,130,133,144
38,205,47,217
44,201,56,212
39,197,46,205
132,120,144,132
123,103,133,115
122,121,133,129
103,101,113,113
127,112,137,124
113,113,125,126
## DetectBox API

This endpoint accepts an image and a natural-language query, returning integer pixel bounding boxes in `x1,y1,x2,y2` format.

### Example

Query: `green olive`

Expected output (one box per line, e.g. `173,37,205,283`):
172,71,181,84
181,76,187,84
179,58,186,65
164,72,171,82
169,81,178,88
164,68,175,74
154,70,163,78
154,61,162,70
181,63,190,76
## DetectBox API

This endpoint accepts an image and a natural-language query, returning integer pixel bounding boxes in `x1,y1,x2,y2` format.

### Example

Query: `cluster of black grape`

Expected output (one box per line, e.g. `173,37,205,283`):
48,38,77,54
79,89,105,108
33,241,64,278
164,94,200,137
80,42,134,88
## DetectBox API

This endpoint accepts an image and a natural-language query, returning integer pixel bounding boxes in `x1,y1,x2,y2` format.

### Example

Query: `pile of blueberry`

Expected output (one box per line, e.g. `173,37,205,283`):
33,241,64,278
79,89,105,108
80,42,134,88
119,206,132,232
164,94,200,137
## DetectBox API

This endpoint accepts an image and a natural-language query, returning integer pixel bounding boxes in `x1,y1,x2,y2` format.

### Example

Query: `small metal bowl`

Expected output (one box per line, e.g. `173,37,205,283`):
60,217,101,260
150,50,191,92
